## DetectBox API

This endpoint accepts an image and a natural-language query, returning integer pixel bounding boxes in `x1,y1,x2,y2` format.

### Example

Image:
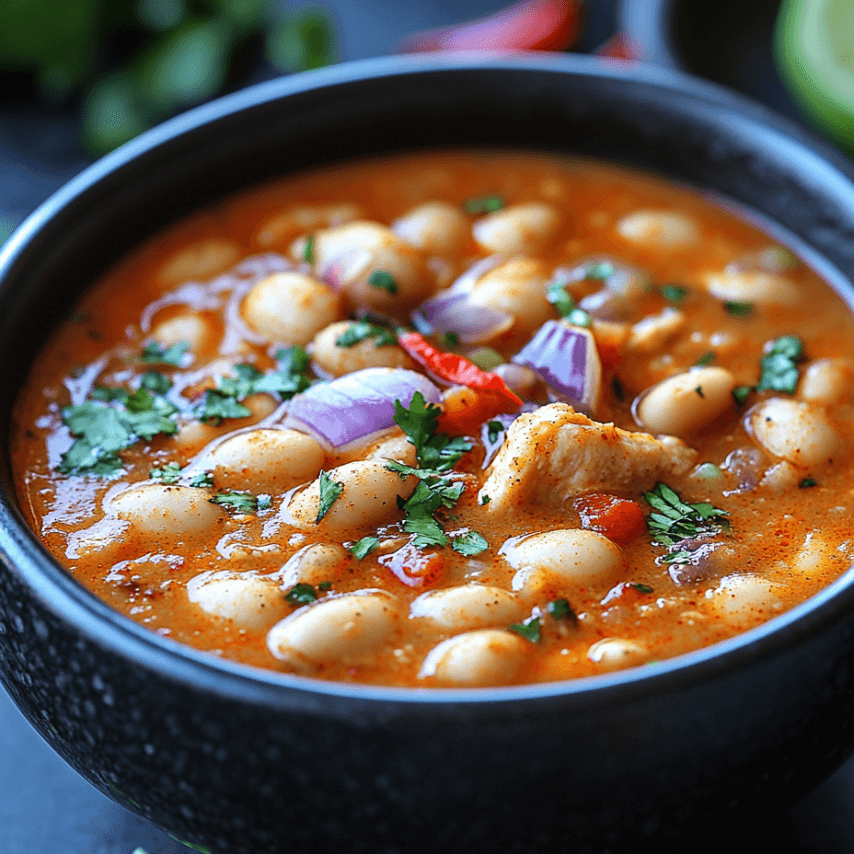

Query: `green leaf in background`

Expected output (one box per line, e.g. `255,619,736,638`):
136,0,186,32
266,9,336,72
82,71,151,155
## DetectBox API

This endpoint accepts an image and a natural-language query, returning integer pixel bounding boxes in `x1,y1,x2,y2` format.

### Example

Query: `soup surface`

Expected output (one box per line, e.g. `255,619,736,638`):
12,150,854,687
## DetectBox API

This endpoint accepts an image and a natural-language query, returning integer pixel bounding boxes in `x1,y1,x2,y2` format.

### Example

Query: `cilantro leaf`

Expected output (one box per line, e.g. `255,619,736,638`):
694,351,714,367
394,391,441,453
629,583,654,594
150,461,183,484
316,470,344,522
368,270,397,294
724,300,754,317
303,233,315,264
285,583,318,605
584,260,615,281
350,535,380,559
141,340,189,366
757,335,804,394
463,194,504,214
486,420,504,443
140,371,172,394
660,284,688,303
190,470,214,488
547,281,592,327
451,531,488,556
509,616,541,643
196,390,252,424
732,385,754,405
404,512,449,549
548,598,577,622
799,477,817,488
209,491,267,513
335,321,397,348
643,482,730,549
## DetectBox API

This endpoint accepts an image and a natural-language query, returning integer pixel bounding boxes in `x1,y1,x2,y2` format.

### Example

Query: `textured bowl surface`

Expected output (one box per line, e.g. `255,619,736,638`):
2,54,854,853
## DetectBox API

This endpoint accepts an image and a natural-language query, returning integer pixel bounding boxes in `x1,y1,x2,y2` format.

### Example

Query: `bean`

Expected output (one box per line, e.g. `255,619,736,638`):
172,392,277,455
748,398,840,467
187,570,285,630
616,210,699,249
418,629,529,687
267,590,403,669
635,367,736,437
241,272,342,345
410,584,523,631
311,321,414,377
279,543,350,588
206,428,325,492
150,311,218,356
111,484,225,537
705,270,800,306
392,201,470,255
587,637,647,669
501,529,624,596
791,532,848,575
627,308,686,354
255,202,363,247
472,203,561,254
288,460,416,536
706,575,783,625
366,432,418,467
156,238,241,288
799,358,854,406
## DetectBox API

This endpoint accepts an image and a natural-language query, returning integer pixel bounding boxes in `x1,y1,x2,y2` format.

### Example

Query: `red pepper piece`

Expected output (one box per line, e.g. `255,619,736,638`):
399,0,584,54
379,543,444,588
574,493,646,546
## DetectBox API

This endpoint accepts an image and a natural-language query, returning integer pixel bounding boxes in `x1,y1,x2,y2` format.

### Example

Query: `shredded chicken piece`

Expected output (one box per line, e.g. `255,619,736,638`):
478,403,697,514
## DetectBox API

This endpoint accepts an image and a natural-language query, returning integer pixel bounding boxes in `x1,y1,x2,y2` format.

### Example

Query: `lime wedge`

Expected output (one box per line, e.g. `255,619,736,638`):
774,0,854,154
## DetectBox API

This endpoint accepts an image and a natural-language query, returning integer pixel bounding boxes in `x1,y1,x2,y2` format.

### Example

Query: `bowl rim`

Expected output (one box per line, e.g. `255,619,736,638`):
2,51,854,714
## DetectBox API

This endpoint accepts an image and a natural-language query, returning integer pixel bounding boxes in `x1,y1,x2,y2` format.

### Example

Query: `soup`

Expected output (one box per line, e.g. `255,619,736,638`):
11,150,854,687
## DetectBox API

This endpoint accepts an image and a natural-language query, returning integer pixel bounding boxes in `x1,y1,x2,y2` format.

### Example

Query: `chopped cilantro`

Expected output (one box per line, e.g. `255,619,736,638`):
274,345,311,376
189,470,214,489
285,583,318,605
405,513,449,548
335,321,397,348
660,284,688,303
303,233,315,264
480,494,491,505
694,351,714,367
509,616,542,643
318,581,332,591
350,535,380,559
694,386,704,398
196,390,252,425
451,531,488,556
139,371,172,395
393,392,472,471
486,420,504,443
548,598,577,622
547,281,592,327
757,335,804,394
149,461,182,484
463,194,504,214
799,477,817,488
584,260,615,281
209,491,268,513
141,340,189,366
368,270,398,294
630,583,654,594
732,385,754,406
438,331,461,349
643,482,730,548
316,470,344,522
724,300,754,317
611,376,625,402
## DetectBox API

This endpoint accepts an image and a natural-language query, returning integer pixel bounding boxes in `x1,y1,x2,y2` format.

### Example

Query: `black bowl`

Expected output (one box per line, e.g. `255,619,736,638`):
3,54,854,854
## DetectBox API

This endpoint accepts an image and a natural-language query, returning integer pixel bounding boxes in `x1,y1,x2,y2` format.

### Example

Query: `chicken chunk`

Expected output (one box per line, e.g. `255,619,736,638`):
478,403,696,513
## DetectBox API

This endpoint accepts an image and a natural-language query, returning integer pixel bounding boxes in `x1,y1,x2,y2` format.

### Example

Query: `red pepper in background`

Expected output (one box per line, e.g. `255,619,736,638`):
575,493,646,546
397,331,522,434
399,0,584,53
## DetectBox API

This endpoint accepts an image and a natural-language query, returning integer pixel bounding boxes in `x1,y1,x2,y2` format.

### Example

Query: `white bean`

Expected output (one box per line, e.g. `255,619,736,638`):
256,202,363,247
111,484,225,537
279,543,350,588
392,202,470,255
187,570,284,630
366,433,418,467
156,238,241,288
241,272,342,345
587,638,648,669
791,532,848,575
616,210,699,249
150,311,218,356
171,392,276,455
418,629,529,687
704,270,800,306
635,367,736,437
310,321,414,377
501,529,624,596
410,584,523,631
627,308,685,354
472,203,560,254
267,590,403,669
748,398,841,467
799,358,854,406
468,257,552,337
288,460,416,536
706,575,784,625
206,428,325,492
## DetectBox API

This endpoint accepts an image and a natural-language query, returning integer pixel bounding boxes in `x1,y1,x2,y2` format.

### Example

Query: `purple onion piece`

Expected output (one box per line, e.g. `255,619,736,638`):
447,254,506,294
412,290,513,343
511,320,602,415
285,368,442,448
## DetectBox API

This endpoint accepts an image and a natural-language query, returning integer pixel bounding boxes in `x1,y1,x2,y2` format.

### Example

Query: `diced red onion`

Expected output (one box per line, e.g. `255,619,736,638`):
447,254,506,294
511,320,602,414
284,368,442,448
412,288,512,343
319,248,373,291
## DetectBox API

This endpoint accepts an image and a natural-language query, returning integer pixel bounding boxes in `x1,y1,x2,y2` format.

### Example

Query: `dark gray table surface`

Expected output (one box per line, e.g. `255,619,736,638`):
2,0,853,851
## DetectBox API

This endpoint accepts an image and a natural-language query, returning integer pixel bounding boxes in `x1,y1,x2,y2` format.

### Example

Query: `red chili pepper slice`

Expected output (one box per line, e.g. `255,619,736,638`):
574,493,646,546
379,543,444,588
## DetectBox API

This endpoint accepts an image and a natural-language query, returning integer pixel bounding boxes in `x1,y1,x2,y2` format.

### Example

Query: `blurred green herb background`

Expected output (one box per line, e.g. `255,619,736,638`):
1,0,336,156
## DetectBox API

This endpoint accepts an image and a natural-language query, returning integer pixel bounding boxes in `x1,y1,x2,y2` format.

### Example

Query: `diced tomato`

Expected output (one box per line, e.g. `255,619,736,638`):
379,543,445,588
574,493,646,546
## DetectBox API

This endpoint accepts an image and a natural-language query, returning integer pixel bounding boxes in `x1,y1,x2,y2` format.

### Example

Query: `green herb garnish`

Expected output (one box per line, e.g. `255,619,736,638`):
285,583,318,605
547,598,576,621
139,371,172,394
438,331,460,349
335,321,397,348
368,270,398,294
799,477,817,488
757,335,804,394
724,300,754,317
141,340,189,366
149,461,183,484
643,482,730,548
546,281,592,327
732,385,754,405
694,351,714,367
350,535,380,559
629,583,654,594
660,284,688,303
486,420,504,443
584,260,614,282
209,491,269,513
509,617,542,643
480,494,491,505
316,470,344,522
393,392,472,471
303,233,315,264
463,195,504,214
694,385,705,398
318,581,332,591
451,531,488,556
197,390,253,425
